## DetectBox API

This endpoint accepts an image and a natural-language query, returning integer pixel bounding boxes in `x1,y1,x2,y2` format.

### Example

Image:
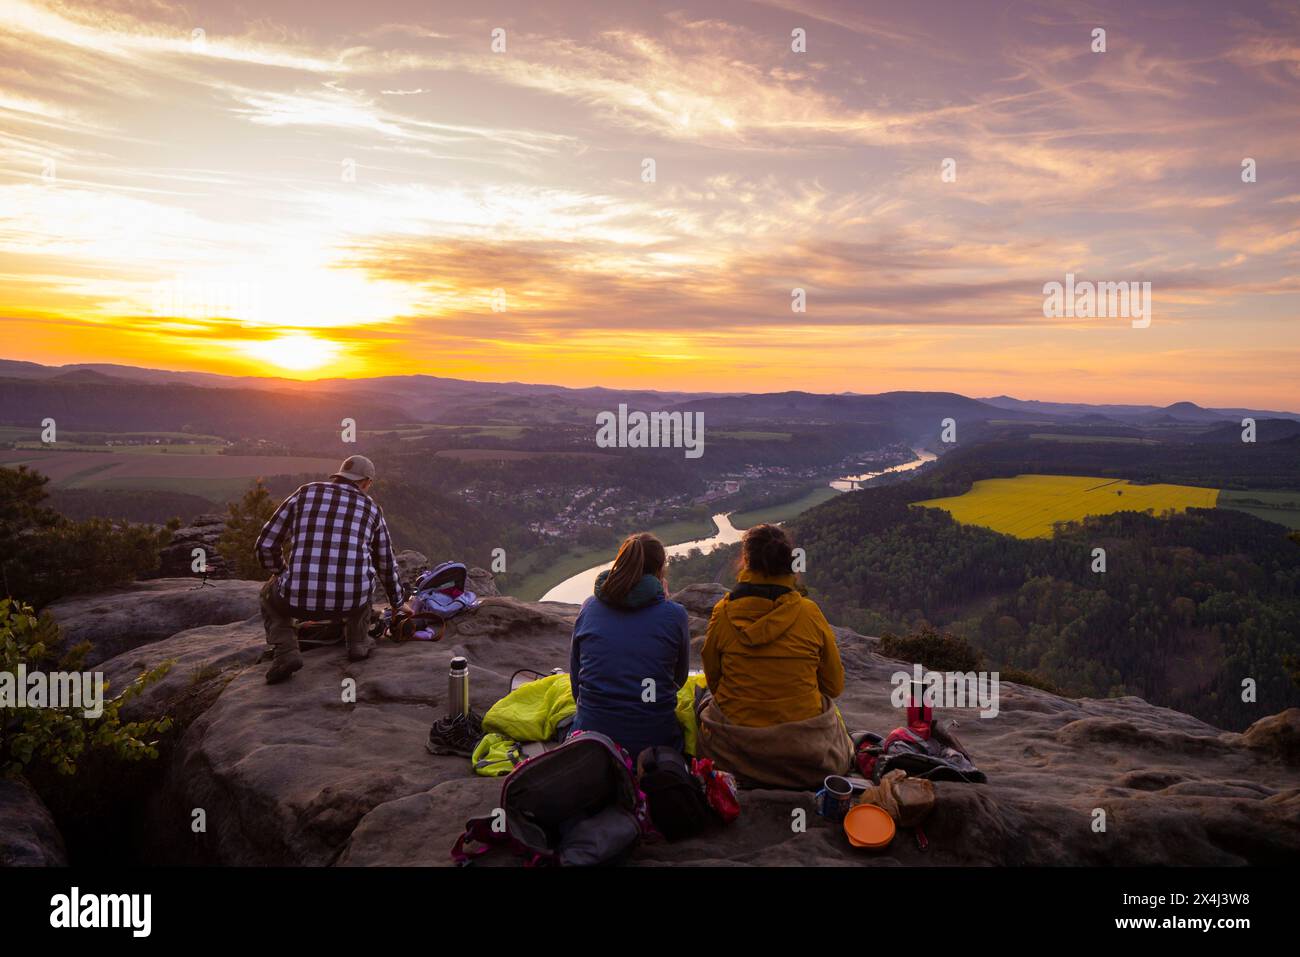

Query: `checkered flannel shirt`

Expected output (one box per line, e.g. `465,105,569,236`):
254,479,402,615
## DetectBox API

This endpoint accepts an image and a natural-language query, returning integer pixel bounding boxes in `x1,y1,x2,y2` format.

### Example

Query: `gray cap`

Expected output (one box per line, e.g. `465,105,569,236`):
332,454,376,483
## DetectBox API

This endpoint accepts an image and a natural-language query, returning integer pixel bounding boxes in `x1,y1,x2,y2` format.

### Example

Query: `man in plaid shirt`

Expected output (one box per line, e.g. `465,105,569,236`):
254,454,403,684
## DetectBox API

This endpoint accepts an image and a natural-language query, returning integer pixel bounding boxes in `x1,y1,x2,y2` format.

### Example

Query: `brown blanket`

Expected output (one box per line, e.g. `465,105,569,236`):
697,693,853,790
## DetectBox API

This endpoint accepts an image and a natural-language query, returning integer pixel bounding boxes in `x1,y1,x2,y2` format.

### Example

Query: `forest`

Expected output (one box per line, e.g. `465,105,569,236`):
670,434,1300,730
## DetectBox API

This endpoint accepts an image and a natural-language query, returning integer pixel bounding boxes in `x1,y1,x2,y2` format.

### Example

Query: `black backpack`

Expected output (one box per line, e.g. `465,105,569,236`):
636,746,712,841
452,732,648,866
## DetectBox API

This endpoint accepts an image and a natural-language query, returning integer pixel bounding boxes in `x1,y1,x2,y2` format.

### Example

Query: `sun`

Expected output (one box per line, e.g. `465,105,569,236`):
239,334,340,373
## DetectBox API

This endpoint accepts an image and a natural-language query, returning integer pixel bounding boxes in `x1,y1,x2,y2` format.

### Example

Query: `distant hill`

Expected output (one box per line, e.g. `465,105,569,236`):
0,360,741,431
0,360,729,423
666,390,1027,442
0,375,408,438
1193,418,1300,444
1160,401,1226,423
979,394,1299,423
3,358,1296,440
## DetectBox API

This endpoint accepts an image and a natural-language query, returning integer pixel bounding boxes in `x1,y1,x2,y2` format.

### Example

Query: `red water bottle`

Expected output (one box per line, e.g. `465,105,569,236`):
907,679,932,739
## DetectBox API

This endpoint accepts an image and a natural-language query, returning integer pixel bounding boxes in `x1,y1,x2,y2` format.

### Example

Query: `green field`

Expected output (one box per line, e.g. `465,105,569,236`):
14,441,227,455
68,475,256,501
1029,433,1159,445
731,486,839,528
1219,489,1300,530
0,447,339,502
2,427,225,443
914,474,1220,539
713,430,793,441
362,423,527,441
0,426,40,441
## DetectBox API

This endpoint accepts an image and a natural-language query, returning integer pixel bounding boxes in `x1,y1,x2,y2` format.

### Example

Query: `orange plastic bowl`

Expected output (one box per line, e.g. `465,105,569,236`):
844,804,895,849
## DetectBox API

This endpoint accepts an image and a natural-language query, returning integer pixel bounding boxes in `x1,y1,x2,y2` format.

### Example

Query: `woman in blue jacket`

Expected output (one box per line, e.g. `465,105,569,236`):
569,532,691,759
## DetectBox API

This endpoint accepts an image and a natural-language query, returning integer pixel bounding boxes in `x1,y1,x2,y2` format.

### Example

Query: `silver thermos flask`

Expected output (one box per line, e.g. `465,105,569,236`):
448,657,470,718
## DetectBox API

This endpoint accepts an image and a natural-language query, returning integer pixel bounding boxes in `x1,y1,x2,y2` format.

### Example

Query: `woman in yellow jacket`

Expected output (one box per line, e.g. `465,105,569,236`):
703,524,845,727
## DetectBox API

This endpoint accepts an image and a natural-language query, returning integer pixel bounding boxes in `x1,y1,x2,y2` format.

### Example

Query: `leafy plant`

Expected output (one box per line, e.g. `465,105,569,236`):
0,466,169,607
879,627,984,673
217,480,278,579
1,599,173,778
999,667,1062,695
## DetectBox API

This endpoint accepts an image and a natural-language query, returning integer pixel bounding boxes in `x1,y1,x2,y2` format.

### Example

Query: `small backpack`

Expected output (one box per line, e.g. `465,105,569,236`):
387,561,480,642
636,745,712,841
411,561,479,621
451,731,651,867
874,727,987,783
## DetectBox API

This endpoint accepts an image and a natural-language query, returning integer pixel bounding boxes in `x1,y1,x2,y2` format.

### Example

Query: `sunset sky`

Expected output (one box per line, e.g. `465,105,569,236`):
1,0,1298,407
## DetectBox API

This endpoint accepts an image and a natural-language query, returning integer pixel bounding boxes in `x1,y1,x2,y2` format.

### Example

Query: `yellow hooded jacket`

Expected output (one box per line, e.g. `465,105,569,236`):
702,570,845,727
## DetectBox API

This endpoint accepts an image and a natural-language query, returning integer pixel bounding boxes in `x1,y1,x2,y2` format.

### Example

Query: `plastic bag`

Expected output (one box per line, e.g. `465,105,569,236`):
856,769,935,828
691,758,740,825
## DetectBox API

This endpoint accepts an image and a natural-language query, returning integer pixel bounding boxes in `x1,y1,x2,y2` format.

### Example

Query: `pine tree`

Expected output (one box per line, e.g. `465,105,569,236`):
218,480,277,580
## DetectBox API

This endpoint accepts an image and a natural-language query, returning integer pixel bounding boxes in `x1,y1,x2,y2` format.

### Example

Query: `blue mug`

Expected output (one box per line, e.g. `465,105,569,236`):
816,775,855,821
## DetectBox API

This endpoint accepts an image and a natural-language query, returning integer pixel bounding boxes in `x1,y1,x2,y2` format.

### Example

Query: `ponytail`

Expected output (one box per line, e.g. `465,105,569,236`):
603,532,667,605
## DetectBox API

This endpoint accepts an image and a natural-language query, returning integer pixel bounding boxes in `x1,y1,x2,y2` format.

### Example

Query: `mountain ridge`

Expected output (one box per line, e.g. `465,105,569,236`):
3,359,1296,421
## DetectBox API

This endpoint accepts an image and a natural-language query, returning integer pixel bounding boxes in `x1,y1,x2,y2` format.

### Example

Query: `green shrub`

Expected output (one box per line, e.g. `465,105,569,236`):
879,626,984,673
0,467,168,607
1,598,173,778
1285,654,1300,692
998,667,1062,695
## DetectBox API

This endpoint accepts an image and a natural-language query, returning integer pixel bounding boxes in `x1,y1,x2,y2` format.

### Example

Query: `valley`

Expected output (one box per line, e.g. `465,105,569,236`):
1,360,1297,732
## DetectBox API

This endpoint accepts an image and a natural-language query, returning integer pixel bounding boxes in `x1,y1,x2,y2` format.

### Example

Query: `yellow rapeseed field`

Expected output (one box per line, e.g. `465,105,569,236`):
913,474,1221,539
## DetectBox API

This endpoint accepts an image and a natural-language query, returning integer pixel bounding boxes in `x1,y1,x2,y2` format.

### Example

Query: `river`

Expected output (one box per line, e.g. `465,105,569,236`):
828,446,936,490
540,447,935,604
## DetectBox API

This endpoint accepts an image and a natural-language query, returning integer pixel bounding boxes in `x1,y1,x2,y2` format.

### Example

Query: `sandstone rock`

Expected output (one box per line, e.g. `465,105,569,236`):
150,513,230,580
50,582,1300,867
47,578,262,666
468,566,499,598
99,616,268,719
337,778,501,867
394,549,429,587
0,777,68,866
670,582,727,617
1239,708,1300,764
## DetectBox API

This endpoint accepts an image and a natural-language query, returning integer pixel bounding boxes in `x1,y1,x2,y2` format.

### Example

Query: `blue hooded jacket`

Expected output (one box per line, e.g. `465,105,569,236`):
569,572,691,759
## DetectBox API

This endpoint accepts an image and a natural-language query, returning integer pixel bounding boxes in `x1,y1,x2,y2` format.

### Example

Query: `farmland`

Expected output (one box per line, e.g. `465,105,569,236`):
433,448,613,461
0,448,341,501
1218,488,1300,530
362,423,527,441
732,485,839,527
913,474,1221,538
713,430,794,441
1027,433,1159,445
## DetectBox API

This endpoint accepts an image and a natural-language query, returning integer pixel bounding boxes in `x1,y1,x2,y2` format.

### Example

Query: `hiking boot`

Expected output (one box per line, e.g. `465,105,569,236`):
426,711,484,757
347,639,375,662
265,650,304,684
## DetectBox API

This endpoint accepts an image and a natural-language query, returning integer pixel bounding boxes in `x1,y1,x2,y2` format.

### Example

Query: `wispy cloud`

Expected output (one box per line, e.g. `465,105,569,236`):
0,0,1296,405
